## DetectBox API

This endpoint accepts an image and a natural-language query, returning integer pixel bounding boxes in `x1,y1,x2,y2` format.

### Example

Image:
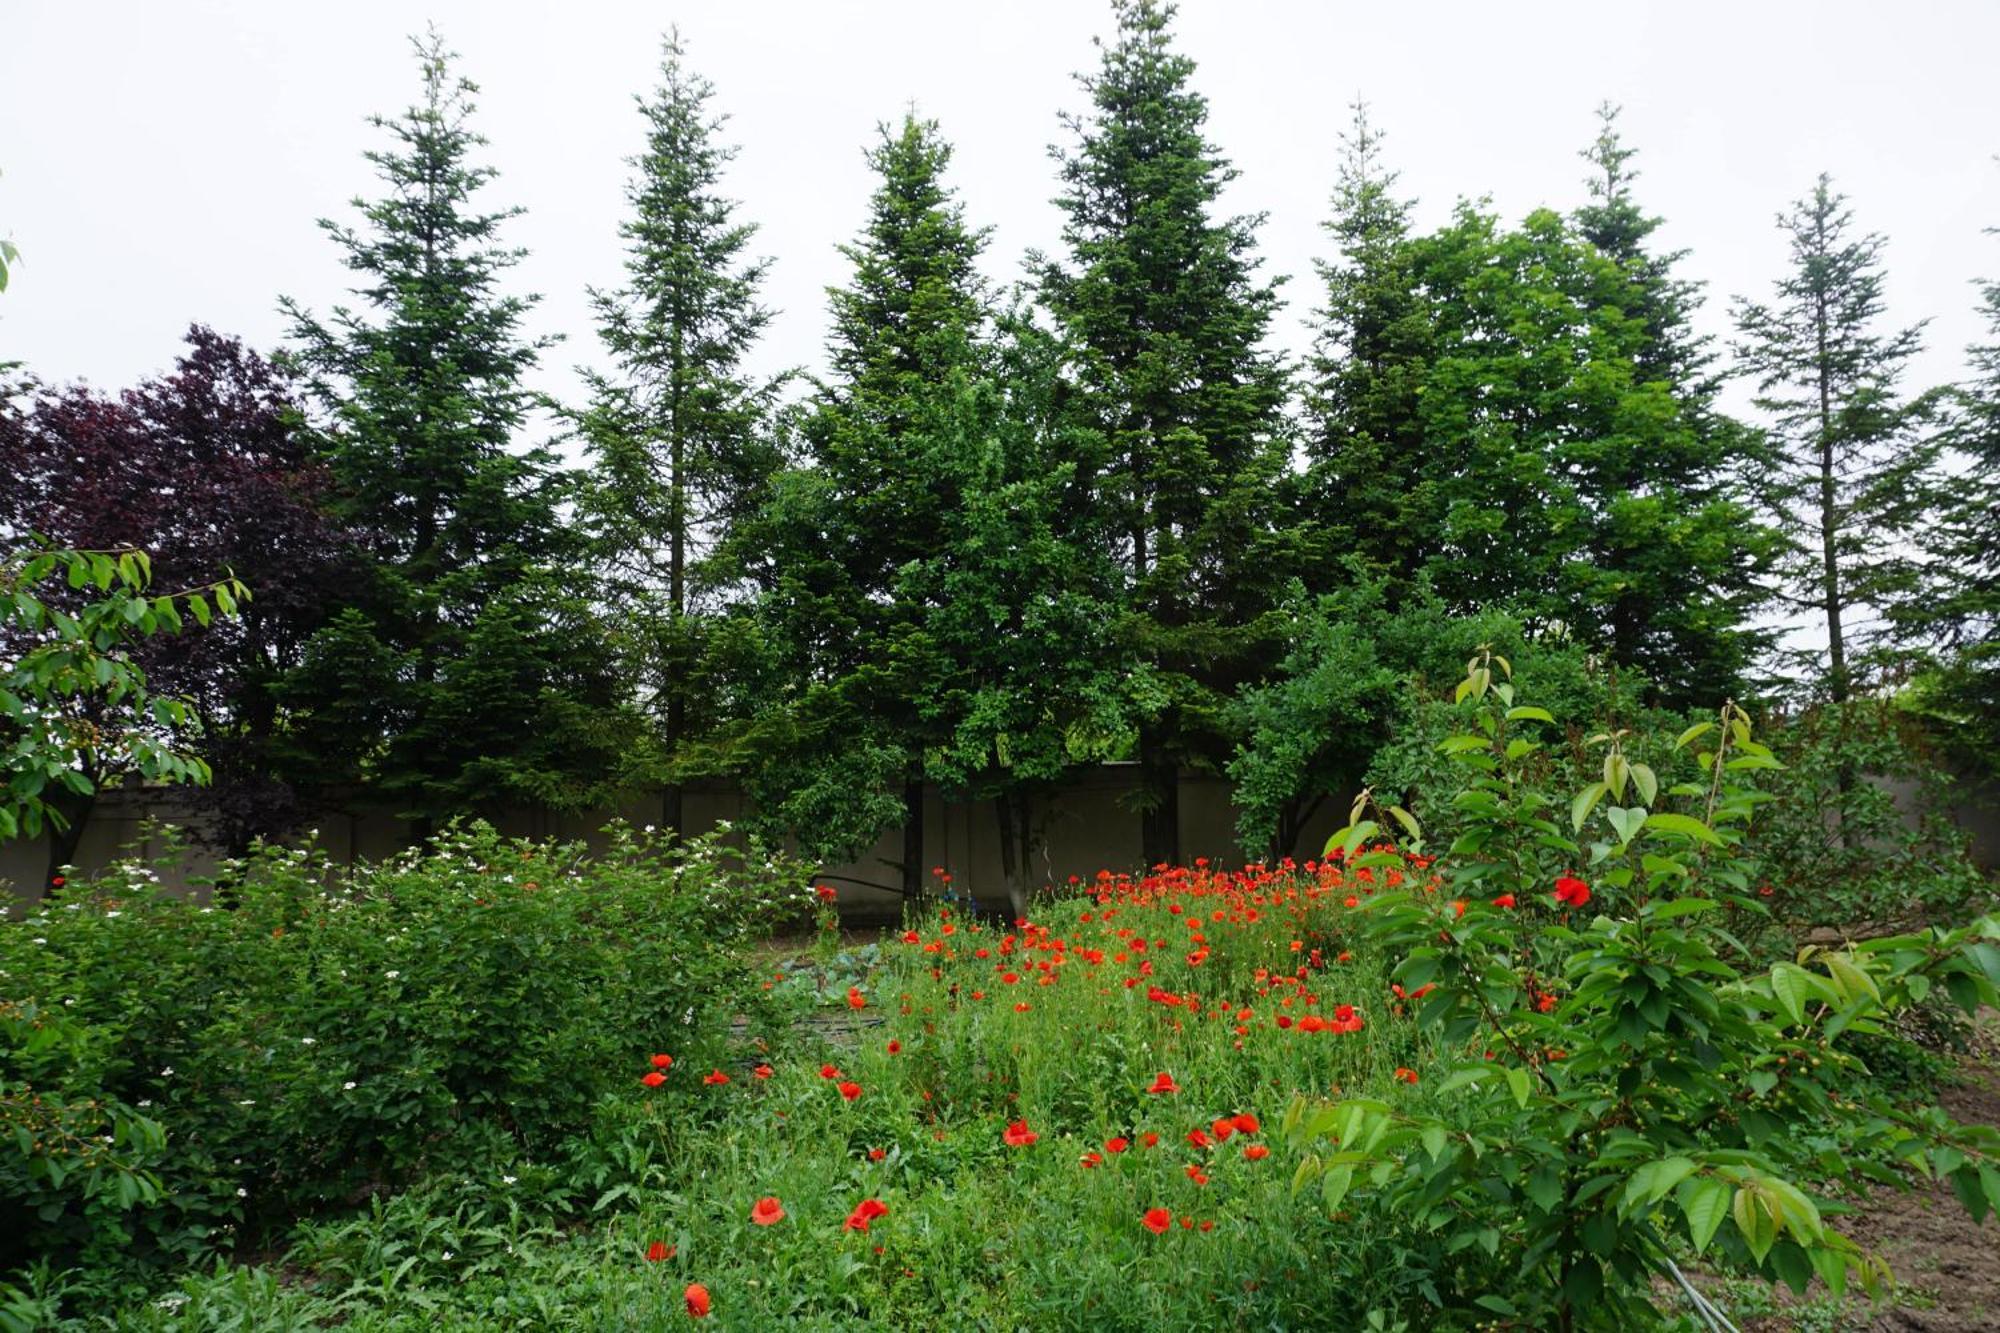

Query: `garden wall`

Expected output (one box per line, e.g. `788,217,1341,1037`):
0,765,1350,920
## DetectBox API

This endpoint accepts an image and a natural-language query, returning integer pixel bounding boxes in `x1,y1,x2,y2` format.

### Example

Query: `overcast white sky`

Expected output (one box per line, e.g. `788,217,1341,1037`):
3,0,1997,418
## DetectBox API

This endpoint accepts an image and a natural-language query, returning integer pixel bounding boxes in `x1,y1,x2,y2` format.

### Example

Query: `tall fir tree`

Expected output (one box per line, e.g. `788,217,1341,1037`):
578,32,779,835
281,32,628,826
739,114,994,890
1302,101,1436,595
1898,205,2000,766
1563,105,1773,705
1732,175,1934,703
1039,0,1292,865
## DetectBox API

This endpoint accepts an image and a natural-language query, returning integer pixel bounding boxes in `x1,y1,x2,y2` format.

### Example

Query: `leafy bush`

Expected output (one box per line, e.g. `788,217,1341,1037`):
1291,649,2000,1329
0,820,811,1287
1751,698,1993,926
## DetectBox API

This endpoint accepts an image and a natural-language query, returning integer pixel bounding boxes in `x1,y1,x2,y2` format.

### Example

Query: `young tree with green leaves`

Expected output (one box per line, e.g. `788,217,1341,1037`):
1039,0,1293,866
576,32,780,835
281,32,629,828
1732,175,1934,703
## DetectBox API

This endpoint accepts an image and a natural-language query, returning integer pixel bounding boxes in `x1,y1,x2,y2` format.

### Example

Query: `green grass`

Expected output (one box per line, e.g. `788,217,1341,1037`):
43,861,1470,1330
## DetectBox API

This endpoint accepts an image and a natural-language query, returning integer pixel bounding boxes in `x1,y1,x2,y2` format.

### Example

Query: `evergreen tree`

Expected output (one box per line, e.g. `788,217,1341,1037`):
281,32,628,825
578,32,779,834
1732,175,1934,702
1564,106,1774,705
1039,0,1292,865
1303,101,1435,594
1899,206,2000,767
739,114,993,889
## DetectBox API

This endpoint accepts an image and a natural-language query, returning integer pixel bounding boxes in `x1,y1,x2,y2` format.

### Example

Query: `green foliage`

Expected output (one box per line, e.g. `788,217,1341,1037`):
1,543,246,846
279,32,631,822
1751,699,1992,924
1040,0,1294,862
575,31,782,827
1288,651,2000,1329
0,821,811,1288
1731,175,1939,702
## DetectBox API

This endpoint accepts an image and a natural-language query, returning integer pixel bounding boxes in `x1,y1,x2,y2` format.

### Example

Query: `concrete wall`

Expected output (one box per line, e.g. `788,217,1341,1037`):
0,766,1352,920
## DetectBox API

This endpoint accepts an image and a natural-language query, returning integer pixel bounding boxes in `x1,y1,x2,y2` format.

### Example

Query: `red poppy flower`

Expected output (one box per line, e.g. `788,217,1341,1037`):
1105,1136,1130,1154
1199,1219,1215,1232
753,1064,774,1079
1080,1151,1103,1168
650,1053,674,1069
886,1040,901,1054
751,1196,785,1226
843,1198,889,1232
1003,1119,1038,1147
1186,1128,1212,1149
646,1240,673,1262
815,884,837,902
703,1069,731,1086
1209,1118,1235,1141
1185,1166,1210,1185
1243,1144,1270,1161
1141,1207,1172,1236
847,986,866,1010
684,1282,711,1317
1146,1071,1179,1095
868,1147,886,1162
901,929,920,944
641,1071,666,1088
1141,1131,1160,1148
1491,893,1516,909
1230,1113,1260,1135
819,1064,841,1080
838,1080,863,1102
1554,875,1591,908
1394,1067,1419,1085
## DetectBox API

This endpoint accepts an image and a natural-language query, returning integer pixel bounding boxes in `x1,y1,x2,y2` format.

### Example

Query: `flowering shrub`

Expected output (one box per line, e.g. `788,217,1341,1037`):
0,820,810,1287
1286,649,2000,1329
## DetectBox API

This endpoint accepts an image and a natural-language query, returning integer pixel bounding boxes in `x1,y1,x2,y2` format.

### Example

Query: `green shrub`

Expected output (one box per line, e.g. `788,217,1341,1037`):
1292,649,2000,1329
0,820,810,1285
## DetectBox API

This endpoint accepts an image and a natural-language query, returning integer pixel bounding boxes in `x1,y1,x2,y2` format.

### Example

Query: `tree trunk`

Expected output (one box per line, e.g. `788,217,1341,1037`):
901,774,924,900
42,789,94,900
996,789,1034,922
1138,724,1179,868
661,784,683,841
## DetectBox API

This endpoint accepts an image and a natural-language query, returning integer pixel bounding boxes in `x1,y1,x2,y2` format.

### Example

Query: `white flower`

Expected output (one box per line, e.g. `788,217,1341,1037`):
385,970,401,980
441,1250,454,1262
343,1081,358,1091
301,1037,316,1045
237,1099,256,1106
236,1187,248,1198
502,1175,517,1185
138,1099,153,1108
160,1067,174,1077
32,938,46,946
104,910,121,919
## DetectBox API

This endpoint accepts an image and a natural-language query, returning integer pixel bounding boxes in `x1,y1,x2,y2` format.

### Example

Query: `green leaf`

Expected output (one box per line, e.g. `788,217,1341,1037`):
1420,1125,1447,1161
1605,805,1646,845
1504,706,1555,724
1680,1177,1731,1252
1504,1066,1531,1109
1630,763,1658,807
1570,782,1607,833
1769,963,1812,1026
1387,805,1422,843
1644,812,1723,846
1321,1163,1353,1213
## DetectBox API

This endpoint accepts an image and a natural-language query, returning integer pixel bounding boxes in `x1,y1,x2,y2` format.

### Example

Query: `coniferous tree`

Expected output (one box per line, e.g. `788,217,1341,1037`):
1303,102,1435,595
281,32,628,826
1732,175,1934,703
1563,106,1774,705
739,114,993,888
1898,209,2000,766
578,32,779,835
1039,0,1292,866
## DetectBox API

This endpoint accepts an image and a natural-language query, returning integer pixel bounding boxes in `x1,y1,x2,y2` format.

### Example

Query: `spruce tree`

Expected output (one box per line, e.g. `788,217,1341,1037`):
1731,175,1933,702
281,32,626,824
741,114,993,888
1039,0,1292,865
1303,101,1435,594
578,32,778,834
1563,106,1774,705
